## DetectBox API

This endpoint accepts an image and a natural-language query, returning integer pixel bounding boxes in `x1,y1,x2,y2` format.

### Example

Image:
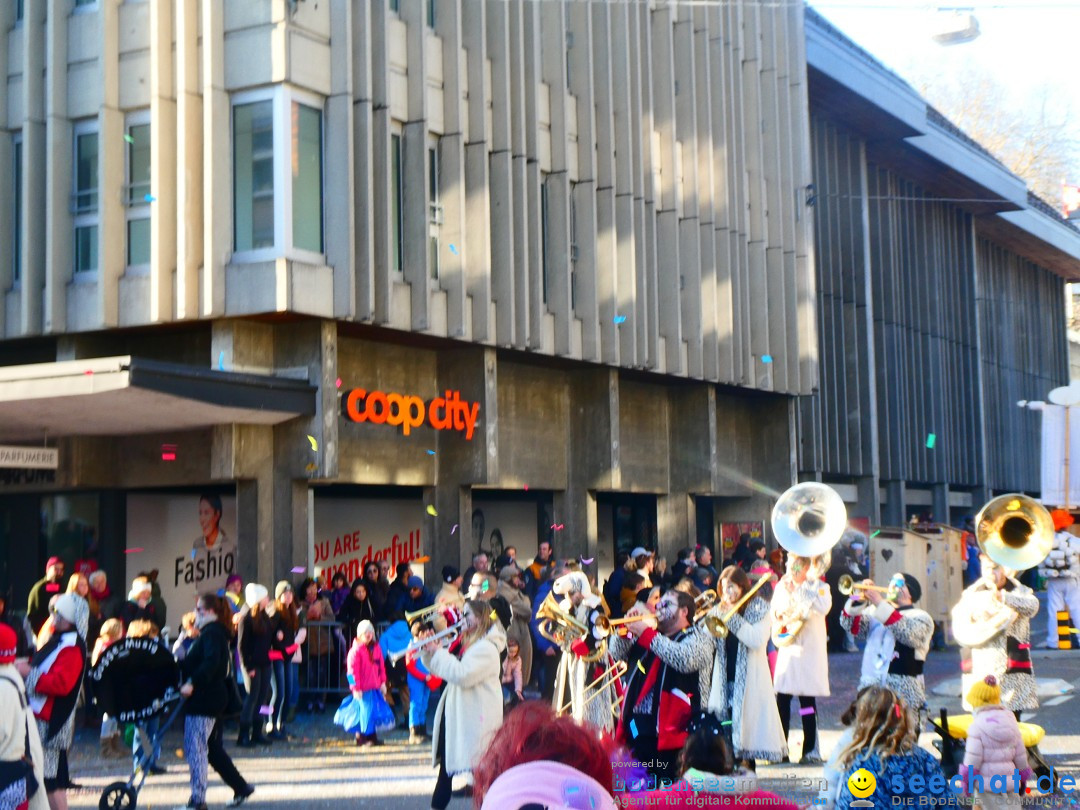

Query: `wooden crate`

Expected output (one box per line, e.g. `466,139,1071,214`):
868,528,928,593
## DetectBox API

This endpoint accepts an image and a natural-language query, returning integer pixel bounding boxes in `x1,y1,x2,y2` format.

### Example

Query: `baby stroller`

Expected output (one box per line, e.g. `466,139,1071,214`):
930,708,1059,793
88,635,183,809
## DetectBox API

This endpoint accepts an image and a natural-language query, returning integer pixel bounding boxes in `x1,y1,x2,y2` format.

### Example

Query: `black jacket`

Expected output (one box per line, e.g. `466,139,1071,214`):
181,622,230,717
119,600,161,630
239,611,278,670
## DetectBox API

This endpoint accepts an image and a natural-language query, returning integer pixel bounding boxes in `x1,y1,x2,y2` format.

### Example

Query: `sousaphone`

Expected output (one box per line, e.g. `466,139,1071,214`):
951,493,1053,647
769,482,848,647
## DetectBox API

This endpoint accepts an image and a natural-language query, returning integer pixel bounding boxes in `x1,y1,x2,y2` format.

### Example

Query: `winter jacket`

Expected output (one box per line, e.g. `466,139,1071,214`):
239,611,278,671
836,748,953,810
771,575,832,697
1038,531,1080,580
300,596,335,657
530,580,560,657
501,655,522,692
26,576,64,634
405,649,443,690
337,594,377,639
603,568,626,619
0,664,48,810
271,611,301,663
347,639,387,694
841,600,934,710
961,704,1029,788
496,580,534,686
327,586,350,616
423,622,506,775
391,588,434,617
118,600,161,631
28,634,86,725
180,621,231,718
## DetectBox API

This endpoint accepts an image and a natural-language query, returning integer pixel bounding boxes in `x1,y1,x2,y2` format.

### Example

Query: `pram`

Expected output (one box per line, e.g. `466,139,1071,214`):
930,708,1059,793
89,635,184,809
98,692,186,810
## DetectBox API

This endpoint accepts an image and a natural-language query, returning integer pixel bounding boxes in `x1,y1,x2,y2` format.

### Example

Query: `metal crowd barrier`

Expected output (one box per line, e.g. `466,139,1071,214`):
298,621,350,699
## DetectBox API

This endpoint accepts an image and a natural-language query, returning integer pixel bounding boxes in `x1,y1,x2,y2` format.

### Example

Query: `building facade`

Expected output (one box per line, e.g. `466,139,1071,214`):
0,0,817,614
798,9,1080,527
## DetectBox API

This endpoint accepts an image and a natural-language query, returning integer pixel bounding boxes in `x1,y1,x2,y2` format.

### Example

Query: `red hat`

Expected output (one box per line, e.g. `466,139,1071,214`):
0,623,16,664
1052,510,1075,531
46,556,63,570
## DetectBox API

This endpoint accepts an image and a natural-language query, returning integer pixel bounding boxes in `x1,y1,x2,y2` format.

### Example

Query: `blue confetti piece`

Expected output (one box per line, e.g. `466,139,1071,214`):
190,549,197,559
217,351,225,371
426,449,436,455
449,244,459,255
761,354,773,363
144,193,156,203
614,315,627,324
629,719,638,738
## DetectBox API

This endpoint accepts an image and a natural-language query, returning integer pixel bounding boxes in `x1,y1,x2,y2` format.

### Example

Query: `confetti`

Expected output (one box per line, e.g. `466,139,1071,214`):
870,530,881,538
307,435,318,451
125,547,145,554
291,566,306,574
413,555,431,564
721,720,732,726
926,433,936,449
258,706,273,716
449,244,459,255
761,355,773,363
218,351,225,371
524,485,529,492
629,719,638,738
305,462,317,473
84,369,93,375
45,583,60,593
637,660,646,674
482,580,490,593
123,134,135,144
426,505,438,516
580,557,594,565
614,315,627,324
191,549,197,559
426,449,436,455
490,610,498,621
551,523,565,531
451,524,459,535
335,377,342,388
799,706,815,716
144,193,156,203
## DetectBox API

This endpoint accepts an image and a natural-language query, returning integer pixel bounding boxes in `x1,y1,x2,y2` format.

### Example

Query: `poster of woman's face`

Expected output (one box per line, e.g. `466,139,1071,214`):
198,496,223,544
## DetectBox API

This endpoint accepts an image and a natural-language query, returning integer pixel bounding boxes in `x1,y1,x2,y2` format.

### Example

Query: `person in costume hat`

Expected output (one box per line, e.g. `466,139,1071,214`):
1038,509,1080,649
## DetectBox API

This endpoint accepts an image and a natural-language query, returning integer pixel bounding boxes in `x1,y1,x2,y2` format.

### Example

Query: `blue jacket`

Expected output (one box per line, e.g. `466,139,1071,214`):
391,588,434,617
530,580,560,656
837,749,956,810
378,620,412,663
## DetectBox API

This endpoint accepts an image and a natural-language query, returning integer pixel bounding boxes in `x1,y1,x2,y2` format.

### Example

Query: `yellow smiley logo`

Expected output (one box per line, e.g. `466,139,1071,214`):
847,768,876,799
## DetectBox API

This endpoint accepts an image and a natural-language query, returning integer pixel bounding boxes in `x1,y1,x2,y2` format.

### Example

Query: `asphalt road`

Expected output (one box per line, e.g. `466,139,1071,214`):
62,593,1080,809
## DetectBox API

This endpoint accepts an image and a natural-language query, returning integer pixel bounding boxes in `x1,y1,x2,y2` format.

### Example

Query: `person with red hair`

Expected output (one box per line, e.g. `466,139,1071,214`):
472,701,619,810
1039,509,1080,649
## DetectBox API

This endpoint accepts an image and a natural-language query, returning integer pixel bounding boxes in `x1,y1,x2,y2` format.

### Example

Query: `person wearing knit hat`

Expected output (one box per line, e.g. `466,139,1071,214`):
960,676,1032,807
219,573,244,615
840,571,935,722
25,590,88,805
118,576,160,632
1039,510,1080,649
335,618,393,747
237,584,278,747
1,622,48,810
269,581,303,736
26,556,66,635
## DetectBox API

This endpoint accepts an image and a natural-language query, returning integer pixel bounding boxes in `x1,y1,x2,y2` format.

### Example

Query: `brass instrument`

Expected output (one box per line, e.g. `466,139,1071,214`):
703,573,774,638
951,493,1053,648
404,603,442,625
594,613,658,636
769,482,849,647
837,575,896,598
535,592,590,647
558,660,627,717
388,619,463,665
692,589,718,623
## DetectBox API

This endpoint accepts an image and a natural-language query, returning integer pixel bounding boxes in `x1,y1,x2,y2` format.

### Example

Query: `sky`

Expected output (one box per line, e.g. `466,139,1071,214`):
804,0,1080,183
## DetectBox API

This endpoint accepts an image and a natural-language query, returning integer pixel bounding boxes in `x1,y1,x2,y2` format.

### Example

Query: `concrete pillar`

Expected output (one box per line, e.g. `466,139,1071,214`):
202,0,228,317
42,0,70,333
657,493,693,561
175,0,202,320
856,476,881,525
932,483,950,527
883,480,906,527
149,0,177,322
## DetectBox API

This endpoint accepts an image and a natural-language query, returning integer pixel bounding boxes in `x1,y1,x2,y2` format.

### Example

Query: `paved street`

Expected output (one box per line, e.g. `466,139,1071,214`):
61,594,1080,808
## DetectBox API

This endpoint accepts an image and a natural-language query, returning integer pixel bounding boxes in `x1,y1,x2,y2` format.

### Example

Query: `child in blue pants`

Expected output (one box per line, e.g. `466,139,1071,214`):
404,625,442,745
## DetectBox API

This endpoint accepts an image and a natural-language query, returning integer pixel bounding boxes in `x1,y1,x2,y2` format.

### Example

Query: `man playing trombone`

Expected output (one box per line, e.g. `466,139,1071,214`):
609,589,714,781
840,572,934,717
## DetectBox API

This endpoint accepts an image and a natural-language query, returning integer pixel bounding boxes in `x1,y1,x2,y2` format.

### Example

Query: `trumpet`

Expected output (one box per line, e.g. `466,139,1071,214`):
703,573,774,638
837,575,896,598
559,660,627,717
388,619,463,665
692,589,718,623
405,603,442,625
594,613,658,636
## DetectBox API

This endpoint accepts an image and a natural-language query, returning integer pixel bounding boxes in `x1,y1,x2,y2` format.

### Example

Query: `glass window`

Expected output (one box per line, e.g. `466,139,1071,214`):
74,0,96,6
12,138,21,284
391,132,403,273
428,140,440,280
73,128,98,274
127,218,150,267
234,100,275,252
292,102,323,253
127,123,150,204
569,182,578,311
541,174,549,305
426,0,435,28
16,0,23,22
389,0,400,12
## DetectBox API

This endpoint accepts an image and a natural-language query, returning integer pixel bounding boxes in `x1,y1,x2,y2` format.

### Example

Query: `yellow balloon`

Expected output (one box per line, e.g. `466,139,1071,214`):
847,768,877,799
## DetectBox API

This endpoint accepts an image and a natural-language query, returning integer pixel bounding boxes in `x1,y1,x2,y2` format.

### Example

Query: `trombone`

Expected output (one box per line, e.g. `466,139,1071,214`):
405,603,442,625
692,589,718,623
388,619,463,665
593,613,658,637
701,573,773,638
558,660,627,717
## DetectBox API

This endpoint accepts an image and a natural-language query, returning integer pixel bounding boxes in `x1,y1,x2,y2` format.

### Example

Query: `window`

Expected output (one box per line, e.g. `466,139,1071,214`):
16,0,23,23
391,132,403,273
12,135,21,284
426,0,435,28
389,0,400,12
74,0,97,7
234,99,275,252
427,137,441,280
73,126,99,274
126,120,151,267
569,182,578,310
541,173,550,304
232,89,324,259
292,101,323,253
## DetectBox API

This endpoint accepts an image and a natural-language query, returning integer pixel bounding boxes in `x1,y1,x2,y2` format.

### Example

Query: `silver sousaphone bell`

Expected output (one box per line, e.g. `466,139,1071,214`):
771,482,849,559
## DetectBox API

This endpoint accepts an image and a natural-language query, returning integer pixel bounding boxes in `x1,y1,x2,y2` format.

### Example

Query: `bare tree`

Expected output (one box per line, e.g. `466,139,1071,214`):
910,66,1080,206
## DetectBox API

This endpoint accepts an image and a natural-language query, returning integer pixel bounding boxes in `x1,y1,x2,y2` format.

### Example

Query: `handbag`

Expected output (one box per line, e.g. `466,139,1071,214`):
0,675,39,798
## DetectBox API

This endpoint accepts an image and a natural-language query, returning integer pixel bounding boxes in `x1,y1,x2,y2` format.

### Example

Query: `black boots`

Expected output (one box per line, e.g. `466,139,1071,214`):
236,725,252,748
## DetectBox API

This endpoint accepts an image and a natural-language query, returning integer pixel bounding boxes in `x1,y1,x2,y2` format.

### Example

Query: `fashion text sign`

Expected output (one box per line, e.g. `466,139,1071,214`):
342,388,480,440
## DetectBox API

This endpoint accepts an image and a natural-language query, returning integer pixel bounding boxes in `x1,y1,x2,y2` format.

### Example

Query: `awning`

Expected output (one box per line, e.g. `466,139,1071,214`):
0,356,317,442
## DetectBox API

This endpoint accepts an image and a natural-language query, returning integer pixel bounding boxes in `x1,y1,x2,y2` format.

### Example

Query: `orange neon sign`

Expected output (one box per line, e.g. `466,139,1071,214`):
343,388,481,440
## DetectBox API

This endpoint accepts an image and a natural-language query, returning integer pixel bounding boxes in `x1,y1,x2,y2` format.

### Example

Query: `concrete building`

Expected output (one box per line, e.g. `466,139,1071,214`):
797,9,1080,527
0,0,818,613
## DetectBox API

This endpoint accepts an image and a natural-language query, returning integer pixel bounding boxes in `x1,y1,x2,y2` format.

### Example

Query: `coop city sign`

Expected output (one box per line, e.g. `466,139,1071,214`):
343,387,481,440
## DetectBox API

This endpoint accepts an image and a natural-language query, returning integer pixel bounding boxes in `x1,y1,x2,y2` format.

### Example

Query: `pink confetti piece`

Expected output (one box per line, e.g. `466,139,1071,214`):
335,377,342,388
523,485,529,491
550,523,564,531
799,706,815,716
84,370,93,375
125,547,144,554
451,524,459,535
291,566,305,574
258,705,273,716
580,557,594,565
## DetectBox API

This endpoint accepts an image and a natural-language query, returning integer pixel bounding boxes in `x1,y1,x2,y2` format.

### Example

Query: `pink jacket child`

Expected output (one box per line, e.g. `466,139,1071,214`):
959,676,1031,794
347,627,387,694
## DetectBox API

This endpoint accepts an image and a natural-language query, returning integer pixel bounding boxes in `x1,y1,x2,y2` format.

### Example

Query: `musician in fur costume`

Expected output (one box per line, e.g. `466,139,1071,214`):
550,572,618,732
840,572,934,714
959,555,1039,714
706,566,787,768
1037,510,1080,649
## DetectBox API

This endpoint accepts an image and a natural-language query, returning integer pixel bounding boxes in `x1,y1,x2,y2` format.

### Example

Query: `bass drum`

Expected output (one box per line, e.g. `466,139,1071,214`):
949,581,1017,648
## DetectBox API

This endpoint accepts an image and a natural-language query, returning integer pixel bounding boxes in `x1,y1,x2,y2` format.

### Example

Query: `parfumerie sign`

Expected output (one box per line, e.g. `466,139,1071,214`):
0,445,59,470
342,388,481,440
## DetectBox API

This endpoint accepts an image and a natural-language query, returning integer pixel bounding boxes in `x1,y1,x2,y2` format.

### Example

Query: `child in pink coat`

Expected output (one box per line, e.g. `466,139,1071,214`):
333,619,394,746
960,675,1031,810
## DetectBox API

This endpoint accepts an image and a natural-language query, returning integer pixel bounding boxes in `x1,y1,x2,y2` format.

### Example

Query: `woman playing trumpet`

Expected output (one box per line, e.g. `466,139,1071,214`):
706,566,788,769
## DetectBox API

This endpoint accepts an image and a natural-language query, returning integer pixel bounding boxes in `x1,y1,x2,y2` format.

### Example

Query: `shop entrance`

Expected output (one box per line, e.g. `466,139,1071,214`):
596,493,657,587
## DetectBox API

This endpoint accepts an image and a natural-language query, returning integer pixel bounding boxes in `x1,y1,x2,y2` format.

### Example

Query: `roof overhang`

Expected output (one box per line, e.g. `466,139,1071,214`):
0,356,317,442
978,209,1080,281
